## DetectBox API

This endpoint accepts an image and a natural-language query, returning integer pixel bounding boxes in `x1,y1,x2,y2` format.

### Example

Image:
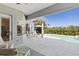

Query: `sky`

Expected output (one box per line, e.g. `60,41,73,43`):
43,7,79,27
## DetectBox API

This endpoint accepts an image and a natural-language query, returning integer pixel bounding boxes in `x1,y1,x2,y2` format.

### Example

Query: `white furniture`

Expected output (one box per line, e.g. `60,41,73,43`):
10,36,30,56
16,46,30,56
0,36,8,48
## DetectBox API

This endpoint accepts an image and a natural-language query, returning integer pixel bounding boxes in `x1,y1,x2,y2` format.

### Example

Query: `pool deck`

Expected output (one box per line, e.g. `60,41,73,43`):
22,34,79,56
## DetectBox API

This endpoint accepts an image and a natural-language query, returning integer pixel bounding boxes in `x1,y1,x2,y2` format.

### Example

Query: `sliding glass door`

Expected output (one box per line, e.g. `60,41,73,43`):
0,14,12,41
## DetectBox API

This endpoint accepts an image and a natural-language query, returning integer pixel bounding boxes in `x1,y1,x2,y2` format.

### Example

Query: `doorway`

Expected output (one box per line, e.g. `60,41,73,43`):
0,14,11,41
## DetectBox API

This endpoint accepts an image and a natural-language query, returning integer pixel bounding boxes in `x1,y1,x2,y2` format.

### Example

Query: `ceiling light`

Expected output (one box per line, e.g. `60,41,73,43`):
16,3,28,5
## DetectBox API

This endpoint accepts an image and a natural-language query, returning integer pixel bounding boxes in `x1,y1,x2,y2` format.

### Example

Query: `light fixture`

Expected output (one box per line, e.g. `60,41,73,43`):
16,3,28,5
16,3,20,4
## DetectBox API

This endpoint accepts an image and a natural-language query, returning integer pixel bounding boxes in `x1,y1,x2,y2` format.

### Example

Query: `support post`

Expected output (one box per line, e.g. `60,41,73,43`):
0,17,1,36
41,23,44,38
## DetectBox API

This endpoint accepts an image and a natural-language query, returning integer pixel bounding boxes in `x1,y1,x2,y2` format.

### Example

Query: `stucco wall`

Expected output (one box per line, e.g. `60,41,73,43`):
0,4,26,40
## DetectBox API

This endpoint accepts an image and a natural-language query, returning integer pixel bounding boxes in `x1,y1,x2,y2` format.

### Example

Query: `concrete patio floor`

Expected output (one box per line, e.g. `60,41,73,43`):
22,34,79,56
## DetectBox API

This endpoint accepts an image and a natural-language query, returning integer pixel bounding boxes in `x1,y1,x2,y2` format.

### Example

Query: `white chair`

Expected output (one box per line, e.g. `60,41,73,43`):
16,45,30,56
8,36,30,56
0,36,8,48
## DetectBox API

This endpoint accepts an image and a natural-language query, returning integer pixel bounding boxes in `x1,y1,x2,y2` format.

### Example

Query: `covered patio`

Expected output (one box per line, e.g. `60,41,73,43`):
0,3,79,56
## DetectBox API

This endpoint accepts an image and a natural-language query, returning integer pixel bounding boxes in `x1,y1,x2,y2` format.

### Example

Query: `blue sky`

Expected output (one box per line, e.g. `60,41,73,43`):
43,7,79,27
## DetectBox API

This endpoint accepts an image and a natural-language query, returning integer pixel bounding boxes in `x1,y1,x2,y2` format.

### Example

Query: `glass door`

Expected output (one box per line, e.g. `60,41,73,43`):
0,14,12,41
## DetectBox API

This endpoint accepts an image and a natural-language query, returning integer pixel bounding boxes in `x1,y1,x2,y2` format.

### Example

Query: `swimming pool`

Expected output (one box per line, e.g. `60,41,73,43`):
44,34,79,44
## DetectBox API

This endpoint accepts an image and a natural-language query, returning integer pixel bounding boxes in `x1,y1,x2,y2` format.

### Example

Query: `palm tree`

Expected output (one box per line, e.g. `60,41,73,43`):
34,18,47,27
33,17,49,38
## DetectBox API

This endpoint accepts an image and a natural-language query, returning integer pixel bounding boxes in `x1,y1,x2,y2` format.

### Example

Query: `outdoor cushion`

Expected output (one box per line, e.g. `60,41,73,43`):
0,36,7,48
0,48,17,56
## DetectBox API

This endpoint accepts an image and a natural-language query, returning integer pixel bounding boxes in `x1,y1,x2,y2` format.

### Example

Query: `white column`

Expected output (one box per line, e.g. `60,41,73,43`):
31,22,35,34
12,16,17,40
28,22,32,34
28,22,34,34
41,23,44,38
21,24,25,35
0,16,1,36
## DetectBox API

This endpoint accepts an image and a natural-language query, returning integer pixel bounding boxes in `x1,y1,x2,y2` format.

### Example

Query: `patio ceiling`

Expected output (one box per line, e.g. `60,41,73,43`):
27,3,79,19
1,3,79,20
2,3,55,15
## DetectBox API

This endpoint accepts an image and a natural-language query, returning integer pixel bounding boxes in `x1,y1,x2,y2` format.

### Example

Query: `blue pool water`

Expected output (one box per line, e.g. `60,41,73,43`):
45,34,79,44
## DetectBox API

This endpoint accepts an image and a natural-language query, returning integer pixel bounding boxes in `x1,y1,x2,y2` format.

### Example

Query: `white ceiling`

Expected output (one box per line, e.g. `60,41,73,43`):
2,3,55,15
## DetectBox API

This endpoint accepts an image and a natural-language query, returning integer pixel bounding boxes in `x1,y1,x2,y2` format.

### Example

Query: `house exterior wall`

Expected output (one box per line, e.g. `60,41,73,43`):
0,4,26,40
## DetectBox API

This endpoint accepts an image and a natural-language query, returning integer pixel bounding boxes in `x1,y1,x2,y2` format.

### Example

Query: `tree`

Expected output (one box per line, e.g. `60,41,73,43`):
44,25,79,36
34,17,47,34
34,18,47,27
